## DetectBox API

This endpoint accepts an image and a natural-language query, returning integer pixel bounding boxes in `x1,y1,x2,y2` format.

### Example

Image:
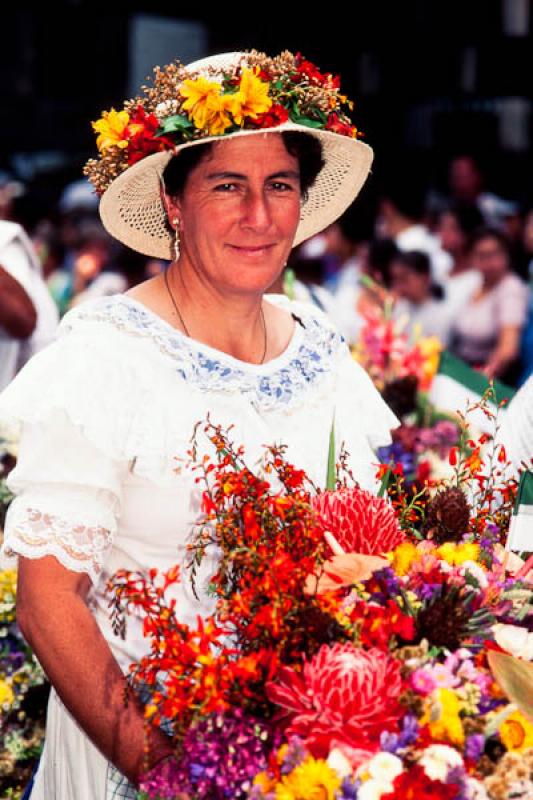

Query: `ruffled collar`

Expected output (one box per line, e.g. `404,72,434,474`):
59,293,346,410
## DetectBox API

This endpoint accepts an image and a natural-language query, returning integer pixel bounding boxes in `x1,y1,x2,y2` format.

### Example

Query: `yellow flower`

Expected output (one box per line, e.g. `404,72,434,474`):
436,542,480,567
228,67,272,125
421,688,464,746
204,94,235,135
391,541,419,576
500,710,533,752
179,76,231,132
274,756,341,800
0,679,14,707
92,108,131,153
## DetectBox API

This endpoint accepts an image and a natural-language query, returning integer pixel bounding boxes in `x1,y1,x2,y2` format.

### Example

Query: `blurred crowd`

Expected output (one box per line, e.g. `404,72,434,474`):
0,152,532,393
289,154,533,389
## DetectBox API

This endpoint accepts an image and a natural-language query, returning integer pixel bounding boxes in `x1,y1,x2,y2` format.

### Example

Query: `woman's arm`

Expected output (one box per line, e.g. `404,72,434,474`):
16,554,175,786
482,324,522,379
0,264,37,338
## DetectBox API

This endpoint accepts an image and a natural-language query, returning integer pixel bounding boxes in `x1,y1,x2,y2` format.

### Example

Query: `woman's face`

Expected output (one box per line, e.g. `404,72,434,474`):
390,260,431,304
470,236,509,283
437,211,465,255
165,133,302,296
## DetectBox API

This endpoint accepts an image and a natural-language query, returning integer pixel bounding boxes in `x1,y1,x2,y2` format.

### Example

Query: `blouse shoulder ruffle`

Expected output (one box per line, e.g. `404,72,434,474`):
0,293,363,487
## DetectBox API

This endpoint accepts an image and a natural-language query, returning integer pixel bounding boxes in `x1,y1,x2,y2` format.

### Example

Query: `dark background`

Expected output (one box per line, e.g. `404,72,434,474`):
1,1,532,223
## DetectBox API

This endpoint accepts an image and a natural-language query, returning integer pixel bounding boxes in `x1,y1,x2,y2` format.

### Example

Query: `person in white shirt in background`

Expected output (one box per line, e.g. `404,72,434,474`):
390,249,454,347
332,238,400,346
378,174,453,287
0,220,59,391
436,203,484,316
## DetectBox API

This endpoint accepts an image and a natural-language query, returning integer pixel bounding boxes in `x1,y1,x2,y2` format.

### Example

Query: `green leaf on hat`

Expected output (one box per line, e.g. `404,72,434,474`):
289,109,328,128
157,115,194,135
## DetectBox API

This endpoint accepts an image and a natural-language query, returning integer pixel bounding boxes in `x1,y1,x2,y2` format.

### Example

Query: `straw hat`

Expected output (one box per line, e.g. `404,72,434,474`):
85,50,374,259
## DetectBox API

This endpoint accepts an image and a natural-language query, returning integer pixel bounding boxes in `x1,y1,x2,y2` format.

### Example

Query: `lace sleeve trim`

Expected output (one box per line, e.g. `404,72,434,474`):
3,493,117,585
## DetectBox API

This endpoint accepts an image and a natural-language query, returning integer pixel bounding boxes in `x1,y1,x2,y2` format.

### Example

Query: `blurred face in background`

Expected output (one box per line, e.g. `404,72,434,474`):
437,211,466,256
390,259,431,304
470,235,509,286
449,156,482,203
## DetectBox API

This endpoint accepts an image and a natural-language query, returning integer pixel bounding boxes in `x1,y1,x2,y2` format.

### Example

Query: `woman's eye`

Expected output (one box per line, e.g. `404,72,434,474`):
270,182,293,191
214,183,237,192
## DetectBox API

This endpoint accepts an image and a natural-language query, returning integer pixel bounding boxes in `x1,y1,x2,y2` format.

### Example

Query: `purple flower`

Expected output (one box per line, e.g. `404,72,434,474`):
380,714,419,753
338,776,361,799
140,709,279,799
279,736,306,775
465,734,485,761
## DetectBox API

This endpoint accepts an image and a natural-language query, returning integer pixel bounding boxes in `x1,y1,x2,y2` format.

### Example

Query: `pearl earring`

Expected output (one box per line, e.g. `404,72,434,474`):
173,218,181,262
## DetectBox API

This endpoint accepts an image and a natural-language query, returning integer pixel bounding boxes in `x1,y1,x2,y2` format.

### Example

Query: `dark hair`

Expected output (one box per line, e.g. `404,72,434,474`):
394,249,431,277
442,203,484,238
162,131,325,203
468,225,512,256
367,237,399,287
393,249,444,299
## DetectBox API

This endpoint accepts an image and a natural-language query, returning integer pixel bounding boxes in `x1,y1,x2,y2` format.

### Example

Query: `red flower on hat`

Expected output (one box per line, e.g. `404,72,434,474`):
126,106,175,166
266,642,404,766
325,112,358,138
311,486,405,555
294,52,340,89
250,103,289,129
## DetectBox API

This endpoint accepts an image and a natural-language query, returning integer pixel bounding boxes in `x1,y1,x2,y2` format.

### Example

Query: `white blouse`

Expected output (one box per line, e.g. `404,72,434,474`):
0,292,399,799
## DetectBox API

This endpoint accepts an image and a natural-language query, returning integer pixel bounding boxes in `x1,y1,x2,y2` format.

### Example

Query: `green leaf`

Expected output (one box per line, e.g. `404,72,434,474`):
326,417,336,490
377,467,391,499
288,110,326,129
156,115,194,135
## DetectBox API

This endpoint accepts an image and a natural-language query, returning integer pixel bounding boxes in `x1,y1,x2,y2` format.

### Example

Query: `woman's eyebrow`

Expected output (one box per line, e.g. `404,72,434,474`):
205,170,300,180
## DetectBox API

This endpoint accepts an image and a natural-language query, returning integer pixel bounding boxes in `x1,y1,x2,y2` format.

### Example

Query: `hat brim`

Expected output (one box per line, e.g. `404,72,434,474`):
99,121,373,260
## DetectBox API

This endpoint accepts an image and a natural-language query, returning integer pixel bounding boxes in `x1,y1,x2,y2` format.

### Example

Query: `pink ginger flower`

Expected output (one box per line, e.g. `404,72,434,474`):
311,487,405,556
266,642,404,767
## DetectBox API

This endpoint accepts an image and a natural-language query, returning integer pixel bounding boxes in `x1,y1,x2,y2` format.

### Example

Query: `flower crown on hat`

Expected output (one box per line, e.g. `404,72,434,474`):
84,49,363,196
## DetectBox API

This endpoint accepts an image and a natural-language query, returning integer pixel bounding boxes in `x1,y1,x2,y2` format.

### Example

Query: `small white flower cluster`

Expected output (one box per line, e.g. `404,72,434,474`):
154,99,180,120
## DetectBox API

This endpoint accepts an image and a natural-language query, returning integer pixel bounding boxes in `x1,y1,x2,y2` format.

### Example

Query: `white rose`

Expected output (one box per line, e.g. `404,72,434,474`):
367,752,404,782
326,748,353,779
493,623,533,660
419,744,464,781
357,778,394,800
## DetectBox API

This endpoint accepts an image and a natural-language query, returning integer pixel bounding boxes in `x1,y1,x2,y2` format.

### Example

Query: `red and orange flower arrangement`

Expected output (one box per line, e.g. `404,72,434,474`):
108,418,533,800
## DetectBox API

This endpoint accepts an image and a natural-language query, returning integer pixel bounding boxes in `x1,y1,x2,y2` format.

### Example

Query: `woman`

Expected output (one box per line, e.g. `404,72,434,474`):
390,249,454,346
449,227,529,381
435,203,484,316
0,50,398,798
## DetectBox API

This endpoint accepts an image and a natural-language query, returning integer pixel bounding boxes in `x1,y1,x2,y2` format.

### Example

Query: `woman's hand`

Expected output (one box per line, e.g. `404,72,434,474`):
482,324,522,379
16,554,174,785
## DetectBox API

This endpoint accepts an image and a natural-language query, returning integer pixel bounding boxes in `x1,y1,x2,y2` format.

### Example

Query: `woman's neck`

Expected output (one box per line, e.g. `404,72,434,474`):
167,261,267,361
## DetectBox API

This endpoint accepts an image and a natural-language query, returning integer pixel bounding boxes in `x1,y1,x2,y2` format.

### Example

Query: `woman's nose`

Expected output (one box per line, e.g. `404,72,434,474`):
240,188,273,232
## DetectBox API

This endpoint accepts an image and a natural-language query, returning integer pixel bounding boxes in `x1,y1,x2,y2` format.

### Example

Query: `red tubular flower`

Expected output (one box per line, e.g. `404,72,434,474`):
265,642,404,766
294,52,340,88
325,112,357,137
126,106,175,165
250,103,289,128
311,486,405,555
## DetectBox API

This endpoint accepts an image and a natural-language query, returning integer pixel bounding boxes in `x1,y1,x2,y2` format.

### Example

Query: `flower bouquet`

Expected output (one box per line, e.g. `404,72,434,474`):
108,413,533,800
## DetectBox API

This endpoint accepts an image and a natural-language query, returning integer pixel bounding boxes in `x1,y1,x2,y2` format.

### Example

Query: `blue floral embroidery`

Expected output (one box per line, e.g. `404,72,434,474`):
60,295,345,410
